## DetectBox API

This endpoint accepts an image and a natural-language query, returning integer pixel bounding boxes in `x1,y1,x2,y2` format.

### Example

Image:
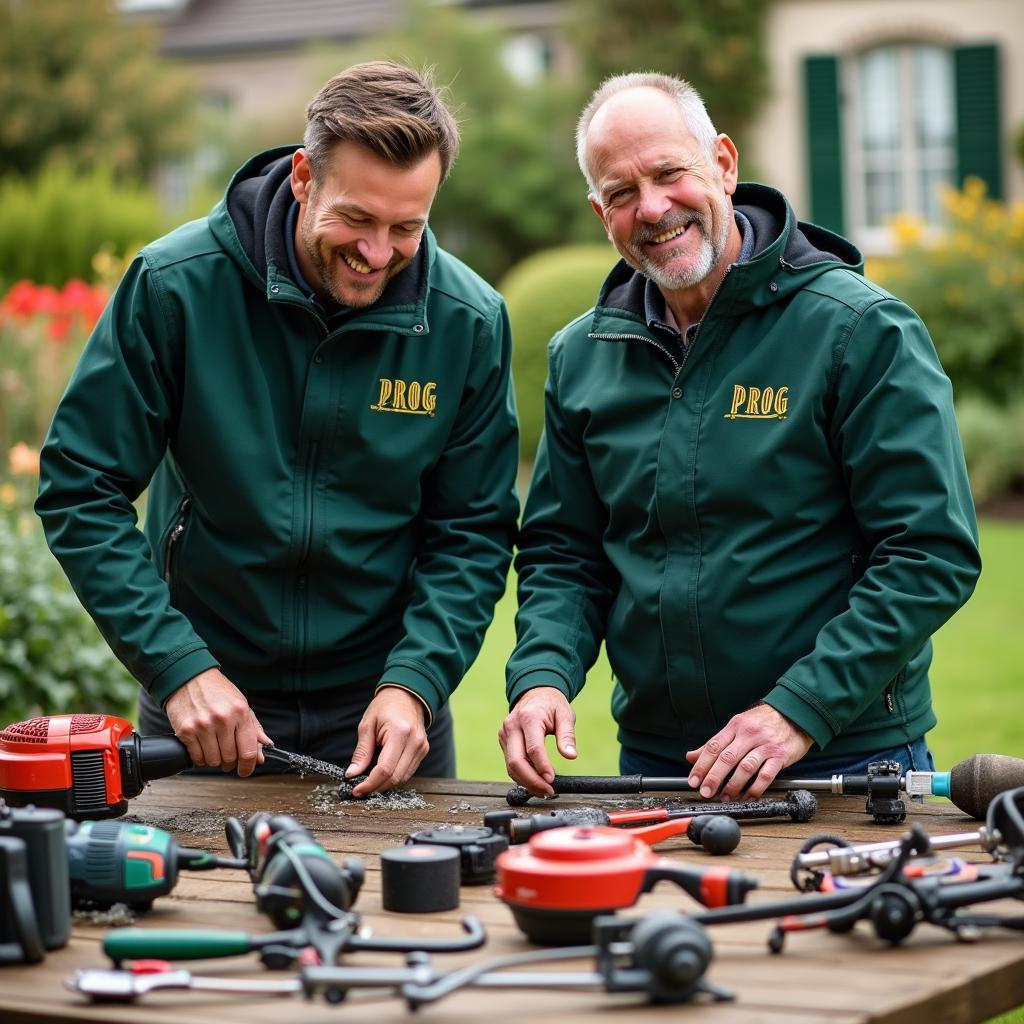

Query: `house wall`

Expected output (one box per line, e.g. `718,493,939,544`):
749,0,1024,220
183,51,322,124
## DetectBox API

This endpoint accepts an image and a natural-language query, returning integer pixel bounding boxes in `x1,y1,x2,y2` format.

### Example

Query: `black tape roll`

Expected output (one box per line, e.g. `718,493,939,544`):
380,845,460,913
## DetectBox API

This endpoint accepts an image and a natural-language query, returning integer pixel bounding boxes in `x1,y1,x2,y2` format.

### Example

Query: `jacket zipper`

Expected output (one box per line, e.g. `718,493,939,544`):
588,264,737,378
163,496,191,583
298,441,319,565
685,265,733,353
294,440,319,675
588,332,681,375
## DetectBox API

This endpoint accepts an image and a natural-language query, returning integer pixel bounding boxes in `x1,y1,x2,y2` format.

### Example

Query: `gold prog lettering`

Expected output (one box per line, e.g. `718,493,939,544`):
725,384,788,419
372,378,437,416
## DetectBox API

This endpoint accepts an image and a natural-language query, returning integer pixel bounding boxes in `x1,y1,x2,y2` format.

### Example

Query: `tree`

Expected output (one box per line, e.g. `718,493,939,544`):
0,0,197,180
311,0,604,283
567,0,774,150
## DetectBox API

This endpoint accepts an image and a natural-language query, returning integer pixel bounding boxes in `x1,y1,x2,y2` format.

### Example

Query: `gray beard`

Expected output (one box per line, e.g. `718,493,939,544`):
624,205,731,291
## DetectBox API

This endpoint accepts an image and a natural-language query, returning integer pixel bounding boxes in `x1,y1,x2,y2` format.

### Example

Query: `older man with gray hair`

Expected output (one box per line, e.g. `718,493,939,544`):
500,72,980,802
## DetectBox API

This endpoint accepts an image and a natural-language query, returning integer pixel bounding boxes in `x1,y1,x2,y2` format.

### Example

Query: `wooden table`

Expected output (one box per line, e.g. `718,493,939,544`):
2,776,1023,1024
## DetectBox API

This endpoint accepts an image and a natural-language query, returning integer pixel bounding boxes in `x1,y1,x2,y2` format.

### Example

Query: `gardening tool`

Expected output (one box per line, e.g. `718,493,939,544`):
495,820,757,944
790,824,1010,884
505,753,1024,822
684,787,1024,952
104,811,485,969
484,806,743,854
71,912,732,1008
0,713,347,819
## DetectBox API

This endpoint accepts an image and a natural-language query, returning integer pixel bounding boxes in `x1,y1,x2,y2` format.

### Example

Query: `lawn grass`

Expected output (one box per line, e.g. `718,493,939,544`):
450,516,1024,1024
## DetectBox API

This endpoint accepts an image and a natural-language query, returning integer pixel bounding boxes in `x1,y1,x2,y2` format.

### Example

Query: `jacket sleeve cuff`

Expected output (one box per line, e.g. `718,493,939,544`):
763,679,838,751
146,646,221,707
379,665,447,727
506,668,573,709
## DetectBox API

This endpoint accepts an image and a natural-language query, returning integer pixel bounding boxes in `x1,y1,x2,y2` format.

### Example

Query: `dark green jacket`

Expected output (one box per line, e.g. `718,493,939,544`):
506,184,979,759
37,147,519,717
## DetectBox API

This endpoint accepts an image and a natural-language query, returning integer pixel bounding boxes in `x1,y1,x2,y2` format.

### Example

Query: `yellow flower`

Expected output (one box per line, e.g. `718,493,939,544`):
8,442,40,477
888,212,925,249
963,175,988,202
0,482,16,505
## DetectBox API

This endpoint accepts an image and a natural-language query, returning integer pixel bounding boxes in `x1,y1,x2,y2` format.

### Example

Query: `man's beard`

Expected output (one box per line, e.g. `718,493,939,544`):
300,211,410,309
622,201,730,291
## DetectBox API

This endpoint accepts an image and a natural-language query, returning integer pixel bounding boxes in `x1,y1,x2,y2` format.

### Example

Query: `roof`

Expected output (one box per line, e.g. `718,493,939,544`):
135,0,402,56
122,0,555,57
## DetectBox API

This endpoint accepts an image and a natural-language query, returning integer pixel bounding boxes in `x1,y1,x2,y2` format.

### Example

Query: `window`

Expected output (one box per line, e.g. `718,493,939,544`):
803,43,1001,246
848,44,956,248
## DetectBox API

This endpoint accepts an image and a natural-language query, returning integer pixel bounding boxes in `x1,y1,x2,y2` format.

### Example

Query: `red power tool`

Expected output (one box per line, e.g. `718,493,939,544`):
0,714,193,819
495,821,758,944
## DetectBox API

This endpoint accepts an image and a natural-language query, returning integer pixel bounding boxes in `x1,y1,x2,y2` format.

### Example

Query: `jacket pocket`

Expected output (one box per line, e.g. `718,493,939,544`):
162,495,192,590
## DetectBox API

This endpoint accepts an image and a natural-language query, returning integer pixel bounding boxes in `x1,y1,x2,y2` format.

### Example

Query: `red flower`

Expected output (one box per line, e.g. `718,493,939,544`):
2,280,41,318
1,279,109,334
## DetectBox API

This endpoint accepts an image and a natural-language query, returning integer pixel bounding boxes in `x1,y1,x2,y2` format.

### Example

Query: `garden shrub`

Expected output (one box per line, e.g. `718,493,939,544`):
500,244,617,462
0,164,167,287
877,179,1024,501
954,397,1024,505
0,502,137,724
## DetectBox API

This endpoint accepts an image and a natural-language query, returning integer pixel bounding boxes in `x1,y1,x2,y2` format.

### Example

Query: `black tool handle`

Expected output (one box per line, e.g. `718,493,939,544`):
641,862,757,908
507,775,644,805
119,734,194,797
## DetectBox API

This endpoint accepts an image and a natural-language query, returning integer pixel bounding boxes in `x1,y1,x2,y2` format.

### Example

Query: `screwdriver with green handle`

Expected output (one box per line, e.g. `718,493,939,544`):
66,819,246,911
103,924,334,965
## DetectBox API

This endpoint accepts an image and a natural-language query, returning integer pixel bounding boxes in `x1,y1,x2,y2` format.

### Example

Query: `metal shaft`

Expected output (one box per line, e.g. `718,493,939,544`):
796,827,997,874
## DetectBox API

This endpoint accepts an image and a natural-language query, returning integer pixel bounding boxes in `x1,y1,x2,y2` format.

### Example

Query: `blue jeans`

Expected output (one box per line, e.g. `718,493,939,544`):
620,736,934,778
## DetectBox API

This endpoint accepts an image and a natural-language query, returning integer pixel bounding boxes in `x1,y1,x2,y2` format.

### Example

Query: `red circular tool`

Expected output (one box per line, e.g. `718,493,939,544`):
495,825,756,944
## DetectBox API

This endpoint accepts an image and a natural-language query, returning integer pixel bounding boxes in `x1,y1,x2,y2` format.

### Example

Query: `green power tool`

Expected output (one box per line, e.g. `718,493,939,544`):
66,819,245,911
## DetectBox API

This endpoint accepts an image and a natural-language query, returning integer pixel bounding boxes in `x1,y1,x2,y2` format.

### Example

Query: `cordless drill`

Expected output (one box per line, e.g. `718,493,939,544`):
66,819,245,911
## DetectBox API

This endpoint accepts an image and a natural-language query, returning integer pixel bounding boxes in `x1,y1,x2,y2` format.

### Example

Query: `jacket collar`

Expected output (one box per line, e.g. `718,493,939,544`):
208,145,434,337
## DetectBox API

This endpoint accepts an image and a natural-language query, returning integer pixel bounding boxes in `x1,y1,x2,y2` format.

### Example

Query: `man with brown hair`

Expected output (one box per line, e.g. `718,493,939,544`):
37,62,519,794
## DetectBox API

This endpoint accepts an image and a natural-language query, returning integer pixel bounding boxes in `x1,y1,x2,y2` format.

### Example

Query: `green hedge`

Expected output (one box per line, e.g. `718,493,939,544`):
0,164,168,287
0,507,136,724
501,245,617,462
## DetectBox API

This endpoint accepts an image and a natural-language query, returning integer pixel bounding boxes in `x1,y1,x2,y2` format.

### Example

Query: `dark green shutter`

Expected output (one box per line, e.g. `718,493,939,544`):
955,44,1002,199
803,55,845,234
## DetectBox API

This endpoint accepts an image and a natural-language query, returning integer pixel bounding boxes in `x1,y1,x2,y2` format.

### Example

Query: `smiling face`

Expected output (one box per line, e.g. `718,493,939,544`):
291,140,442,308
584,87,739,295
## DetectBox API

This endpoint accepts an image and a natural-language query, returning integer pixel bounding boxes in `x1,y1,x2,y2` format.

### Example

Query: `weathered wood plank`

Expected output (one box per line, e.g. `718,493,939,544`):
1,775,1019,1024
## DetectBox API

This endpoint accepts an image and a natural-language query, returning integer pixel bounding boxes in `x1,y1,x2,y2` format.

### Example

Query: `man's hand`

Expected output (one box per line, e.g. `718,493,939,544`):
346,686,430,796
685,704,812,800
164,668,271,777
499,687,577,798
